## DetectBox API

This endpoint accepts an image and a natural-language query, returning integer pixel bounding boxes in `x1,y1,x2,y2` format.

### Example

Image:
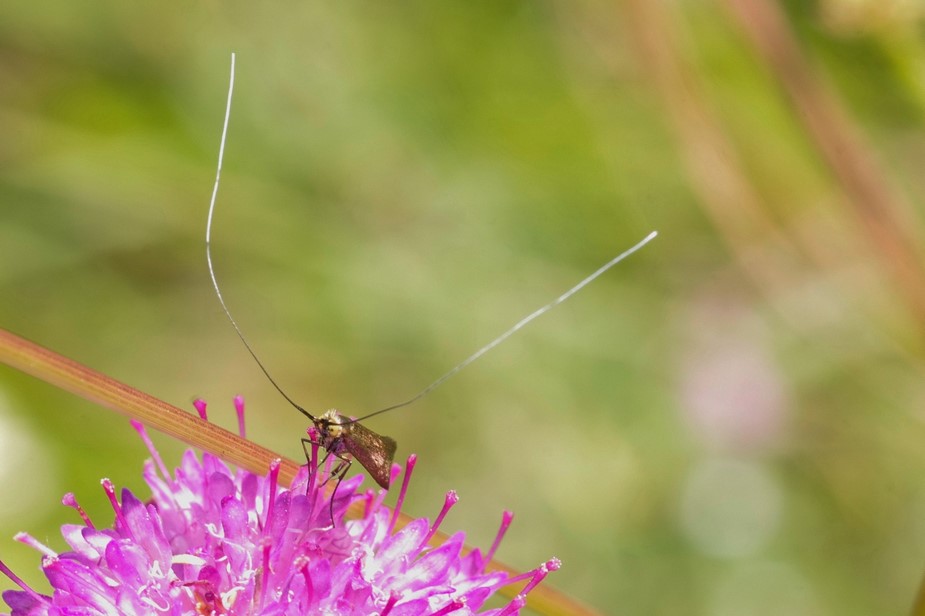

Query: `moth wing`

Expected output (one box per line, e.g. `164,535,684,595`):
343,423,397,489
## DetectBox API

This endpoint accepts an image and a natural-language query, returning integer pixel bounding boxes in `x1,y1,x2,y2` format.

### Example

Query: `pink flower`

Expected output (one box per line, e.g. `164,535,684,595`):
1,398,558,615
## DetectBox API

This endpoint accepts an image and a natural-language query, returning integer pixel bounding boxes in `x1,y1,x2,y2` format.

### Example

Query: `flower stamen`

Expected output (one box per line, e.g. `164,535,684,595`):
193,398,208,420
380,592,399,616
305,426,321,501
259,538,273,608
296,557,314,606
419,490,459,551
130,419,170,480
486,510,514,564
15,532,56,558
0,558,49,604
61,492,95,528
521,558,561,596
101,478,131,539
388,453,416,536
233,394,247,439
498,594,526,616
263,458,281,533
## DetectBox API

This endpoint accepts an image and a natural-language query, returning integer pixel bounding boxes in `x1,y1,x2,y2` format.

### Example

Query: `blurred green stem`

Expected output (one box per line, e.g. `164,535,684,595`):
724,0,925,337
0,326,599,616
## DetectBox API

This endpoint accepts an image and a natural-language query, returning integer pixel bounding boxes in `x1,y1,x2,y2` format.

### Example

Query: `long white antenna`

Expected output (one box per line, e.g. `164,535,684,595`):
205,57,657,427
205,52,313,420
348,230,658,424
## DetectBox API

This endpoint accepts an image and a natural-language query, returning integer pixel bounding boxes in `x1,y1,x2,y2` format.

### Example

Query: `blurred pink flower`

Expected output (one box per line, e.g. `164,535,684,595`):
679,294,791,454
1,398,557,615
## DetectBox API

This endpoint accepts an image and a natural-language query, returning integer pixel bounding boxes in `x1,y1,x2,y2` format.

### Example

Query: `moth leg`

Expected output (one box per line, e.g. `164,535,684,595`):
324,450,352,527
300,438,351,526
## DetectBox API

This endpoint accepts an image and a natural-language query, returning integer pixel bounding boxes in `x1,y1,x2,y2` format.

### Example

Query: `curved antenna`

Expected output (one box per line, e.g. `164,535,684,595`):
205,53,314,421
345,230,658,425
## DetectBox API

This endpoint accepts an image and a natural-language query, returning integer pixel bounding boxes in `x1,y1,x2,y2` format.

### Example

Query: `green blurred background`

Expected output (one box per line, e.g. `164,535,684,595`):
2,1,925,614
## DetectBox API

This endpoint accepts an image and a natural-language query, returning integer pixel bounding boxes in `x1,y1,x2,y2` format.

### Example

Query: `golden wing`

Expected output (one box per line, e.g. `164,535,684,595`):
343,423,397,489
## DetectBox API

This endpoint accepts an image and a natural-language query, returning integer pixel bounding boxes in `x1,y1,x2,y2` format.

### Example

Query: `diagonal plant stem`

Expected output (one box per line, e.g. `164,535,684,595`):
0,326,601,616
723,0,925,334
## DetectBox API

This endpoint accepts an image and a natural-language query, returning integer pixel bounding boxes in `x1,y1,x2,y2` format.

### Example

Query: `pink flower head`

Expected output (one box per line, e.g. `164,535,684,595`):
1,399,556,615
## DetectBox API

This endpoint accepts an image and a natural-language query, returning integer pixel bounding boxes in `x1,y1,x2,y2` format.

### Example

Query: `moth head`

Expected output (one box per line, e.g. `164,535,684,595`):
315,408,346,442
